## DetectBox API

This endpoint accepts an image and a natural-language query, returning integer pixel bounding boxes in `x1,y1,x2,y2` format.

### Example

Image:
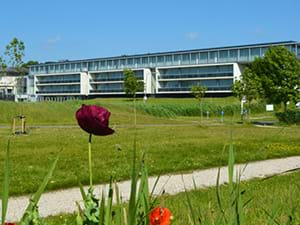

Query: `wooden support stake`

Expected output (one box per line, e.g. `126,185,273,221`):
12,118,16,135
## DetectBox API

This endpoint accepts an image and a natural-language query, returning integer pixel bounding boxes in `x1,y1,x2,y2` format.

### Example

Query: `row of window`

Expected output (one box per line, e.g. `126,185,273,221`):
159,79,233,89
30,44,299,75
158,65,233,79
36,74,80,84
37,85,80,93
90,70,143,82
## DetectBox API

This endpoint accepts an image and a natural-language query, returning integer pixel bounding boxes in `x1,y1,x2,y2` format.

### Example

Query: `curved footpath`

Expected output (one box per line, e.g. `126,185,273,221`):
1,156,300,222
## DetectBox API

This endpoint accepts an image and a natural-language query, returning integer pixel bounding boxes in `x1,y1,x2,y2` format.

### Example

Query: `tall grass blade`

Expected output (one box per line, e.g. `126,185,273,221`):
99,191,105,225
228,143,235,225
20,156,59,222
137,158,150,225
104,178,113,225
114,183,124,225
216,168,227,224
182,175,198,225
78,180,87,201
1,141,10,225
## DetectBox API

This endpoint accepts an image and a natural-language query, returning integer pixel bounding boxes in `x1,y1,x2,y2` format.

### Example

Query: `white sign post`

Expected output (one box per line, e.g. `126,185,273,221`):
266,104,274,112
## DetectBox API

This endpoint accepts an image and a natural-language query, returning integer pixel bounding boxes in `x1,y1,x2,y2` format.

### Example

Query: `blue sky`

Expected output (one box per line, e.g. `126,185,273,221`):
1,0,299,62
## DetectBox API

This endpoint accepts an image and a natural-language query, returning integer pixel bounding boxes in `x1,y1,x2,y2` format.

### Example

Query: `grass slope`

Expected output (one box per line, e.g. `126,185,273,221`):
0,124,299,196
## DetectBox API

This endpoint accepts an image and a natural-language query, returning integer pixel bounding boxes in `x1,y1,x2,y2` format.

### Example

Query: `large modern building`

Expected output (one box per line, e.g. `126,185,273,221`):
28,41,300,101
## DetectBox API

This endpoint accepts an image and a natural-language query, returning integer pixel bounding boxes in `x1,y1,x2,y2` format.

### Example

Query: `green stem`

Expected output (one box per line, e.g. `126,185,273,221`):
88,133,93,188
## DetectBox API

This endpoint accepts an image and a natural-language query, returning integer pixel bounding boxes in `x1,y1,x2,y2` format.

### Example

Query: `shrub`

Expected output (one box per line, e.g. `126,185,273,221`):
276,110,300,124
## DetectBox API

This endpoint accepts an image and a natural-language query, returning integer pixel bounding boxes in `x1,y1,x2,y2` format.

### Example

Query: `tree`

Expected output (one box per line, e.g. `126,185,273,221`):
123,69,143,98
232,67,263,103
251,46,300,111
21,60,39,69
4,37,25,73
191,84,207,121
0,37,25,76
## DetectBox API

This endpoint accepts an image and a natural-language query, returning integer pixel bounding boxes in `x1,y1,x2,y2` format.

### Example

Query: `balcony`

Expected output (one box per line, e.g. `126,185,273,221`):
36,90,80,94
158,86,232,92
159,72,233,80
36,79,80,84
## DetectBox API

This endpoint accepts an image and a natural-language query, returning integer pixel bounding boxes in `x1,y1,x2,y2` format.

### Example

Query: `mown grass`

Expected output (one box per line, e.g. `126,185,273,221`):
0,98,183,125
44,170,300,224
0,124,299,196
0,97,270,125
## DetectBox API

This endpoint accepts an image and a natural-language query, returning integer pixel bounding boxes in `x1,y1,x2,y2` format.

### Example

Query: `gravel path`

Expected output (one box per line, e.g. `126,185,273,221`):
1,156,300,222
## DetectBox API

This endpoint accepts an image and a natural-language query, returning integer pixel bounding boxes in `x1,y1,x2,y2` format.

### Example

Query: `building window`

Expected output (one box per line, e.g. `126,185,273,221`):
174,54,181,64
199,52,208,63
157,56,164,65
250,48,260,60
149,56,156,65
182,54,190,64
141,57,148,66
191,53,199,64
239,49,249,61
209,51,218,63
219,50,228,62
165,55,172,66
229,50,238,60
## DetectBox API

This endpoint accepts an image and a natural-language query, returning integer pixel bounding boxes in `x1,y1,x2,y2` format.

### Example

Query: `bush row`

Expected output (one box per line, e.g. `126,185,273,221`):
276,110,300,124
136,101,266,118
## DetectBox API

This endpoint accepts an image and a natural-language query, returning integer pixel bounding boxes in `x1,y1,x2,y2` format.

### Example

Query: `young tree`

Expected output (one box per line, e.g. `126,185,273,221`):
191,84,207,121
4,37,25,73
232,67,263,103
251,46,300,111
123,68,143,98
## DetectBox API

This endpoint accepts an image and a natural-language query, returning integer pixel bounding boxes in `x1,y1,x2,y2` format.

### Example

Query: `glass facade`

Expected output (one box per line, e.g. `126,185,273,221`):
159,79,233,92
28,41,299,97
90,83,124,93
90,70,143,82
158,65,233,92
30,42,299,76
158,65,233,79
36,74,80,84
37,84,80,94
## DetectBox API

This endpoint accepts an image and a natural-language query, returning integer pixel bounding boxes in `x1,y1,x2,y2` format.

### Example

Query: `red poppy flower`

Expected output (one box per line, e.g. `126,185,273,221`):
149,207,172,225
76,104,114,136
4,223,17,225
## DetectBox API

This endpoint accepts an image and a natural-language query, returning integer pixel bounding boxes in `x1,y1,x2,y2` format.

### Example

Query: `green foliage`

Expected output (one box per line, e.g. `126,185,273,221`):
123,69,144,97
0,37,25,78
191,85,207,102
136,101,265,118
251,46,300,109
232,67,263,103
5,38,25,69
276,110,300,124
76,187,100,225
21,60,39,69
19,156,59,225
1,141,10,225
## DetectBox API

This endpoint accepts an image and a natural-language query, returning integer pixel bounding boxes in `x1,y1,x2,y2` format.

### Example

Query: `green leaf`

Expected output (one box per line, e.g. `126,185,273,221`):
20,156,59,223
1,141,10,225
78,180,87,202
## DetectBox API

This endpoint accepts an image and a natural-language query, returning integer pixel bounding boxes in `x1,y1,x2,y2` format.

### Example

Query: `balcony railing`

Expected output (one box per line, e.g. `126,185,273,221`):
36,80,80,84
90,89,124,93
158,86,232,92
36,90,80,94
159,72,233,79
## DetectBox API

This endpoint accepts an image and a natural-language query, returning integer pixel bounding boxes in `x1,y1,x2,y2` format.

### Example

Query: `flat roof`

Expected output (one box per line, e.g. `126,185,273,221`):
33,40,299,67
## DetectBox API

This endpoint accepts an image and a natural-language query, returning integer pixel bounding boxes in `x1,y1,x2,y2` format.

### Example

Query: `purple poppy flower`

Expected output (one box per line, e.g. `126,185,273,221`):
76,104,114,136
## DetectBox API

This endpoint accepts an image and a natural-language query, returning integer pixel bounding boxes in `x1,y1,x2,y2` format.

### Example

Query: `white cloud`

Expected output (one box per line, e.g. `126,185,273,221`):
46,35,62,46
186,32,199,40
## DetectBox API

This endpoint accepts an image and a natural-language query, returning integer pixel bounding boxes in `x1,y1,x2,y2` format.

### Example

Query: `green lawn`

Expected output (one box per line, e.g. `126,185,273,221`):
0,97,269,125
44,170,300,224
0,124,299,196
